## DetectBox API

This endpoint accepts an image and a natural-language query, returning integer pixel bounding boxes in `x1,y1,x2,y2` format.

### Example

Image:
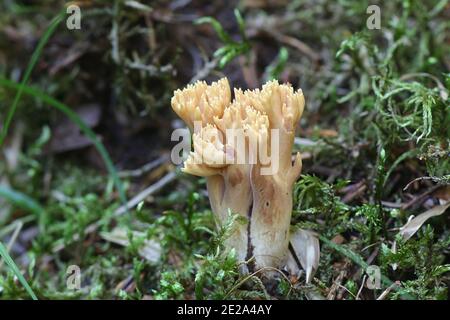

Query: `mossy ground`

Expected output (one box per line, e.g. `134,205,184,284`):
0,0,449,300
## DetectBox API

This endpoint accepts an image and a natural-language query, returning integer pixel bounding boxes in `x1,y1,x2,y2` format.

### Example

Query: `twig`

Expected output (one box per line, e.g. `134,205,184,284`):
265,30,320,63
224,266,293,299
355,275,366,300
337,283,356,299
110,0,121,64
401,185,441,210
377,281,400,300
0,216,34,238
326,263,347,300
381,201,403,208
118,155,169,178
403,176,442,191
342,183,367,203
126,61,173,76
294,137,317,147
190,57,220,83
114,171,176,215
366,246,380,265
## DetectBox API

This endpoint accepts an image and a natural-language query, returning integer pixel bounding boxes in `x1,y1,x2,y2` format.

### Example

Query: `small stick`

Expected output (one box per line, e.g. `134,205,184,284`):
377,282,399,300
403,176,441,191
114,171,176,216
118,155,169,178
337,283,356,299
327,265,347,300
342,184,367,203
401,185,441,210
190,57,220,83
355,275,366,300
266,30,320,63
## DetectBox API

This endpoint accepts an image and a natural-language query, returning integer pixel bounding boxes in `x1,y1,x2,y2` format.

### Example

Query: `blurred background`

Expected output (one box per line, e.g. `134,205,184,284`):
0,0,449,300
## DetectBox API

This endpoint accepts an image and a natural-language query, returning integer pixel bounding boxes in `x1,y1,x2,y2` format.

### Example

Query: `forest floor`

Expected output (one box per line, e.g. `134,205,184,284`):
0,0,449,300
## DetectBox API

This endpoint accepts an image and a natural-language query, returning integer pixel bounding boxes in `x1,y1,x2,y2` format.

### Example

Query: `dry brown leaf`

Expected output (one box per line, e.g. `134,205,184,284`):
48,104,101,153
433,186,450,202
331,234,345,245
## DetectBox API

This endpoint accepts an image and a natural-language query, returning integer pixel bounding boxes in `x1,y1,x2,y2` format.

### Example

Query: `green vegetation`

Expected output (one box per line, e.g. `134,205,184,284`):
0,0,449,300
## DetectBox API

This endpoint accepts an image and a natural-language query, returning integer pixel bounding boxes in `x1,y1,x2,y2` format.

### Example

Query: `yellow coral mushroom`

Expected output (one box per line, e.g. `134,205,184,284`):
171,78,305,274
171,78,231,131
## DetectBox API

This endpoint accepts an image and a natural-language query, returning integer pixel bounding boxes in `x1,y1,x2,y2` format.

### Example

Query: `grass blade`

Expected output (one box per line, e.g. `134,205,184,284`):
0,77,128,207
0,186,44,217
0,186,45,231
0,241,38,300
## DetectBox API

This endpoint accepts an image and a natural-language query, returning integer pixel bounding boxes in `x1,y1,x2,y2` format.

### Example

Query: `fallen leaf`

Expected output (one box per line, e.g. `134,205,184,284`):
399,202,450,241
433,186,450,202
48,104,101,153
331,234,345,245
100,227,161,263
391,202,450,270
287,228,320,283
319,129,338,138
